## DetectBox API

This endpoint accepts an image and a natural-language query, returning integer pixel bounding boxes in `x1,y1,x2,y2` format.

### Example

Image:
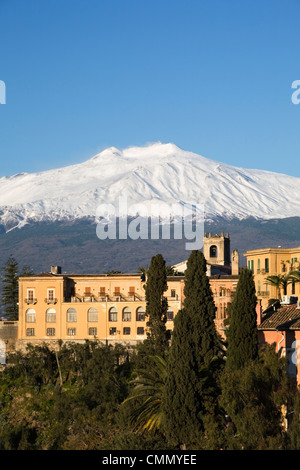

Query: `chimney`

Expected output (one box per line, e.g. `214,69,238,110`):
256,300,262,326
51,266,62,275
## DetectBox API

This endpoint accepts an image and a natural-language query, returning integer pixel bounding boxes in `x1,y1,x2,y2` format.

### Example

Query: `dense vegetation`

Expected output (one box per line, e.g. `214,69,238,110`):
0,339,299,450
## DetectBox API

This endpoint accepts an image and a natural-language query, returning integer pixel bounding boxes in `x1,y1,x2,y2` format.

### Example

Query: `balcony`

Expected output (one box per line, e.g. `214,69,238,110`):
98,293,109,302
64,294,146,303
25,298,37,305
83,294,97,302
167,295,179,301
44,297,57,304
258,291,269,297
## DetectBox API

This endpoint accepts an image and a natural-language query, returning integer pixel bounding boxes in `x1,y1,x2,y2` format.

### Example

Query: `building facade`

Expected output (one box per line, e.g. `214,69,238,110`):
244,246,300,310
17,268,184,349
17,233,240,348
257,300,300,384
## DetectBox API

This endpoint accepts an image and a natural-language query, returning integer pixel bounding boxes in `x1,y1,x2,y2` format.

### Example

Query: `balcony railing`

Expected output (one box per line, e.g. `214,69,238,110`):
25,298,37,305
65,295,146,303
258,291,269,297
167,295,179,301
44,298,57,304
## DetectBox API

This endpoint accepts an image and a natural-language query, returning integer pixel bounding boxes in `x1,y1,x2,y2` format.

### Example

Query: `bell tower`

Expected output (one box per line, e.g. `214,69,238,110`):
203,232,231,266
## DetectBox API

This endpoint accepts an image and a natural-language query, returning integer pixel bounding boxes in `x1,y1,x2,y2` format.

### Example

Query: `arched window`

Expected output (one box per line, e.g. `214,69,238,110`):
136,307,145,322
88,307,98,322
109,307,117,322
25,308,36,323
167,307,174,321
210,245,218,258
46,308,56,323
122,307,131,322
67,308,77,322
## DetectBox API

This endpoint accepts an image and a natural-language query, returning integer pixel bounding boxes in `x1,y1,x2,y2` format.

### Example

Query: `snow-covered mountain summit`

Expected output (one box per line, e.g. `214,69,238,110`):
0,142,299,231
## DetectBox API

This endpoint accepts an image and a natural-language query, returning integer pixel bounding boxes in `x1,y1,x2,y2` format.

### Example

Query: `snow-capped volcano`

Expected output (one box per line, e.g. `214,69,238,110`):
0,142,299,231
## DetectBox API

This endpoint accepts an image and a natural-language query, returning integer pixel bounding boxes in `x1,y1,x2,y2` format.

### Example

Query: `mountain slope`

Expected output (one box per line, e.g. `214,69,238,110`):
0,142,299,231
1,217,300,276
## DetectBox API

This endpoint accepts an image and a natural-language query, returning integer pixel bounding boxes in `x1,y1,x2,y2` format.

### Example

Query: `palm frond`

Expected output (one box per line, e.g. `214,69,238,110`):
122,355,166,433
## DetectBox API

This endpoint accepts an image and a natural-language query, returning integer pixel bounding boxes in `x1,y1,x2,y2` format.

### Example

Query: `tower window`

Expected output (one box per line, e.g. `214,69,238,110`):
210,245,218,258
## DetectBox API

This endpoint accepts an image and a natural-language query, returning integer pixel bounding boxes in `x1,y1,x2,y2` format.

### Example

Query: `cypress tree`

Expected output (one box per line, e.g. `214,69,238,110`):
162,250,223,448
225,267,258,370
144,253,169,356
1,256,19,320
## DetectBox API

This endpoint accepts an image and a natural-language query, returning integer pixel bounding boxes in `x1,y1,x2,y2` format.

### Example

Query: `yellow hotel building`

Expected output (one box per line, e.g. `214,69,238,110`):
244,246,300,310
17,233,240,348
18,266,184,348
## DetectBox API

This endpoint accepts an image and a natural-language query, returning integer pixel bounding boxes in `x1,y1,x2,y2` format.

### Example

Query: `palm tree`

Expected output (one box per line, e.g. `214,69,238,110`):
265,274,293,300
138,265,175,276
289,268,300,283
137,265,149,275
137,265,148,282
288,268,300,295
122,355,166,433
165,265,176,276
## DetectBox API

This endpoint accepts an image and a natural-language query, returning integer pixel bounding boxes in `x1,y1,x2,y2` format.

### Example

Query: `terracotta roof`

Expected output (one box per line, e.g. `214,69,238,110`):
209,275,239,279
21,272,145,279
258,304,300,331
22,272,59,278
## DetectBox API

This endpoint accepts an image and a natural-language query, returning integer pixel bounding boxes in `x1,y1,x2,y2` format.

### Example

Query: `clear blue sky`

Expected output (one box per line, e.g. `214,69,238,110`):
0,0,299,177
